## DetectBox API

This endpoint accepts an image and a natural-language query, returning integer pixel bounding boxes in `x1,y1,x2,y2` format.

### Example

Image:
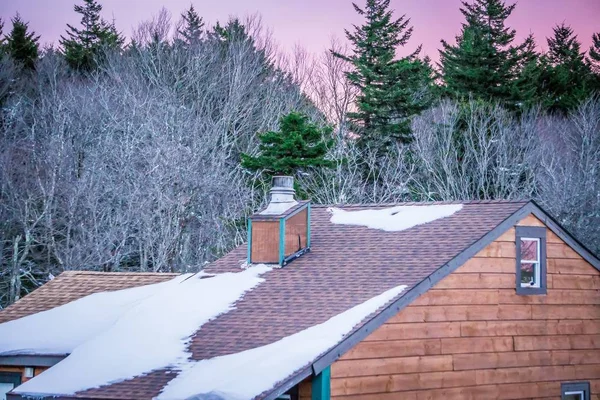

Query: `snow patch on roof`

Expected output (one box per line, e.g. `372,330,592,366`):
0,275,190,356
10,265,272,396
157,284,408,400
328,204,463,232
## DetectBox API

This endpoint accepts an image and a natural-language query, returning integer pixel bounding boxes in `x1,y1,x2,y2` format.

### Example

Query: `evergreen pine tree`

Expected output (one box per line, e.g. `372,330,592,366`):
538,23,592,113
439,0,529,105
210,18,274,74
60,0,124,71
212,18,250,44
511,34,542,108
547,23,585,67
241,112,333,177
178,5,204,45
5,14,40,70
587,32,600,75
333,0,433,150
0,18,5,53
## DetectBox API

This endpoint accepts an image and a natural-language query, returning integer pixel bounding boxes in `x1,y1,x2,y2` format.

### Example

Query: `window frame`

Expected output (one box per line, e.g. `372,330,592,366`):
561,381,590,400
516,226,547,295
275,386,298,400
0,371,22,399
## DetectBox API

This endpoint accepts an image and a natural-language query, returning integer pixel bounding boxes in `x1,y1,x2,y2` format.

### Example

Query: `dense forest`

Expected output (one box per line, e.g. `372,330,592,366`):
0,0,599,307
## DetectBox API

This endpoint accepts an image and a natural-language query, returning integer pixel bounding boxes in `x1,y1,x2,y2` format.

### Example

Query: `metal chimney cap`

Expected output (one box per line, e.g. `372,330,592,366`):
271,176,294,189
259,175,297,215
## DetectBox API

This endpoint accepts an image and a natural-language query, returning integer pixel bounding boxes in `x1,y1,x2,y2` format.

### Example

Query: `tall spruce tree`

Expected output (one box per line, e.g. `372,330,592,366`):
210,18,274,74
439,0,530,105
60,0,124,72
510,34,542,108
6,14,40,70
587,32,600,75
0,18,5,53
538,23,592,113
241,112,333,177
333,0,432,150
178,5,204,46
212,18,250,44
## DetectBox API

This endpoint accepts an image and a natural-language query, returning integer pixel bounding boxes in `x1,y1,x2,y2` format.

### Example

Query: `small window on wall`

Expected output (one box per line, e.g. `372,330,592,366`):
562,382,590,400
516,226,547,295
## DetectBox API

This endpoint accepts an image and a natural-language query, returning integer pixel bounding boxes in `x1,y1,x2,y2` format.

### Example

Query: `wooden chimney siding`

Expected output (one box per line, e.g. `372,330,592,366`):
251,220,280,263
285,208,308,258
325,214,600,399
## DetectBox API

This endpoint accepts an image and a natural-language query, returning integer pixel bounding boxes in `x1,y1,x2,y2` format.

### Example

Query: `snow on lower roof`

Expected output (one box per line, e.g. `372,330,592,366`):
0,275,191,356
10,265,272,396
157,284,407,400
328,204,463,232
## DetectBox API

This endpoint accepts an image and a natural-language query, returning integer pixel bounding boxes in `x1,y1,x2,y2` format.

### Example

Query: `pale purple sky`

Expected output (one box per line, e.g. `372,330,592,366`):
1,0,598,61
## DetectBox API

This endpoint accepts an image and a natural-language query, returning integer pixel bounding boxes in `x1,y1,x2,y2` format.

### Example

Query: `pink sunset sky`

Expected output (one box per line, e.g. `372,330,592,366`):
0,0,598,61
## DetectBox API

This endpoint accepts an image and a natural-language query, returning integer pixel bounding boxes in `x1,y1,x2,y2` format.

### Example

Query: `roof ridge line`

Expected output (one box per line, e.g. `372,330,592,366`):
311,199,531,208
59,271,180,276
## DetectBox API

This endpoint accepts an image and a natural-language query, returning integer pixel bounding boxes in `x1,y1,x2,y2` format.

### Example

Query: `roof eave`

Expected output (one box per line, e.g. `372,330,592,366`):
0,354,67,367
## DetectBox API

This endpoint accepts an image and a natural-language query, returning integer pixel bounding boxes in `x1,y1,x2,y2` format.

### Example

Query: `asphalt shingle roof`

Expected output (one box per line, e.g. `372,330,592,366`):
1,200,529,399
0,271,178,325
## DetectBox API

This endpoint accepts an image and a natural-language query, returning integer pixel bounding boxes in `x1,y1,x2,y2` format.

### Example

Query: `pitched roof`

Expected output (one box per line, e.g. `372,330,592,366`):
3,200,565,399
0,271,178,324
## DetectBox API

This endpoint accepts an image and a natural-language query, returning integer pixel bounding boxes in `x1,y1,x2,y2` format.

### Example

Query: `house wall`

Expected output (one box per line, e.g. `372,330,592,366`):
325,214,600,399
0,366,47,384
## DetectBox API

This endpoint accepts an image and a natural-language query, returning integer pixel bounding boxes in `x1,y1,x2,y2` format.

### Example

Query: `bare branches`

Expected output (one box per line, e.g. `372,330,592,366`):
0,12,599,309
410,100,540,200
0,23,312,306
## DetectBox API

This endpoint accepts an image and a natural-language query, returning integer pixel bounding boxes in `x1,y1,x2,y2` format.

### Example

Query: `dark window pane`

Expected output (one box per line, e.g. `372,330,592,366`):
521,239,538,261
520,262,537,285
564,394,583,400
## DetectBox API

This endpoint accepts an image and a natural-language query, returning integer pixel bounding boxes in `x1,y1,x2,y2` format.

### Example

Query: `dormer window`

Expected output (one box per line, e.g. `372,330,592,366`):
516,226,547,295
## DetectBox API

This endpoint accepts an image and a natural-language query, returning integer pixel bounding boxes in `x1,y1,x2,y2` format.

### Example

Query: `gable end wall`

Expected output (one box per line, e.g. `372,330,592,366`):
325,214,600,399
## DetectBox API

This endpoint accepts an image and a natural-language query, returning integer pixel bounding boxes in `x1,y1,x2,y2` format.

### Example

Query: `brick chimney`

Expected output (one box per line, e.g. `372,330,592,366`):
247,176,311,266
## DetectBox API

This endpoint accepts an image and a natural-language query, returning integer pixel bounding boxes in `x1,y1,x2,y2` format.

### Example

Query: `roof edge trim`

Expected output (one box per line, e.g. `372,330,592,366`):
527,200,600,271
0,355,66,367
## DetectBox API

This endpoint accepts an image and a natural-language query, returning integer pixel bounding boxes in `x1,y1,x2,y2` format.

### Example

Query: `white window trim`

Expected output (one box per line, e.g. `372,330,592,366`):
520,237,541,288
564,390,585,397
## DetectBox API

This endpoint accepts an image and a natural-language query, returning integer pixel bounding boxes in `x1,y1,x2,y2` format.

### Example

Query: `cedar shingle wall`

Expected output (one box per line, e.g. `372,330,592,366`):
329,215,600,399
285,209,308,257
251,220,280,263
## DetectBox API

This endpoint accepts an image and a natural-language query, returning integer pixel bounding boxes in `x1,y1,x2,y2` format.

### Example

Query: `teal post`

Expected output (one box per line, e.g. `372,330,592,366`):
279,218,286,265
306,203,311,248
311,367,330,400
247,219,252,264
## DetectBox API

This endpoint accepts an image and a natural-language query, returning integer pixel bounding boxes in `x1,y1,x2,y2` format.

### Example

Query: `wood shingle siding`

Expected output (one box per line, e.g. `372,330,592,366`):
250,220,280,263
284,208,308,257
329,215,600,399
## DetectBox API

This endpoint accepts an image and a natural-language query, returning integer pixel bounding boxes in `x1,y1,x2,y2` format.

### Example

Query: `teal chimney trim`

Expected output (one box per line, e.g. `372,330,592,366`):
306,202,311,248
311,366,330,400
278,217,286,265
246,219,252,264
